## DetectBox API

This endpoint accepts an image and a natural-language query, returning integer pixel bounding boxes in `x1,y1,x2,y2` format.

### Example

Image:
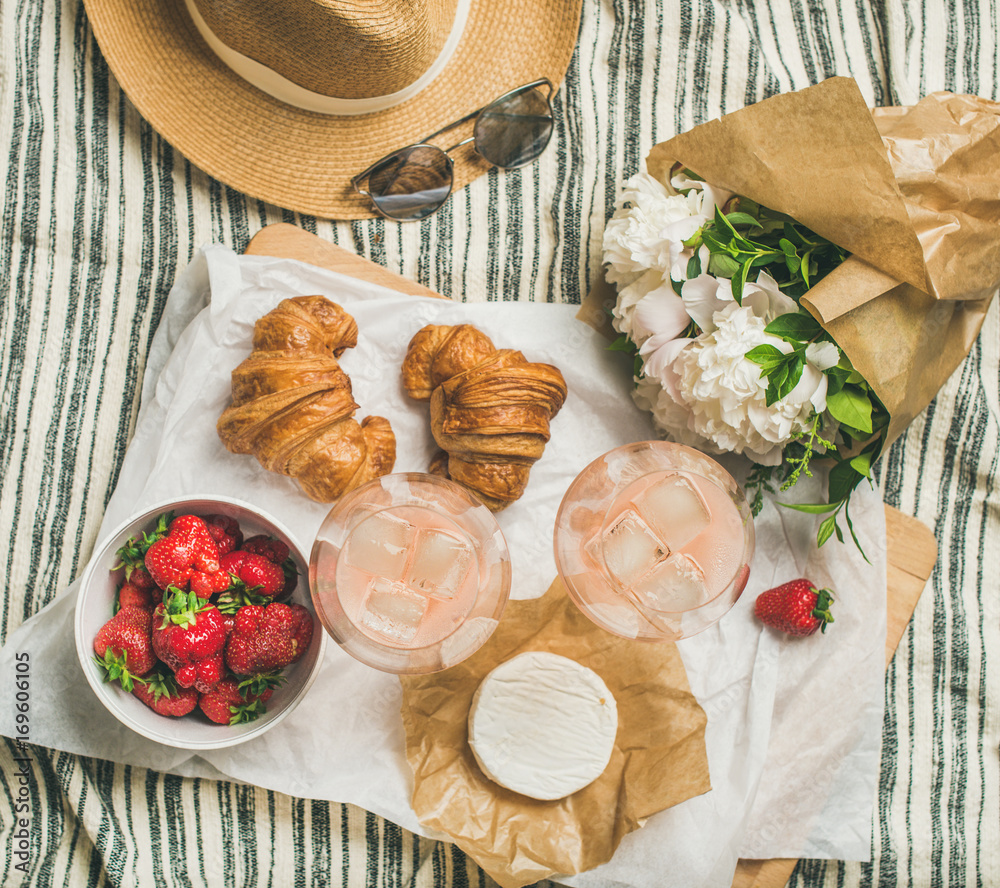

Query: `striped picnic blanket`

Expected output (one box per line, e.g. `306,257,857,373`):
1,0,997,885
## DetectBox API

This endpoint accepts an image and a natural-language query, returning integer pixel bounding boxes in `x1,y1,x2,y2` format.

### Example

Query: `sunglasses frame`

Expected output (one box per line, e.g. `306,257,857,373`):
352,78,556,221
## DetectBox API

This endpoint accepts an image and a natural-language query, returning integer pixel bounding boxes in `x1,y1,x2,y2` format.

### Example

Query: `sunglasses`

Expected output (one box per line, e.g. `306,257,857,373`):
352,79,555,221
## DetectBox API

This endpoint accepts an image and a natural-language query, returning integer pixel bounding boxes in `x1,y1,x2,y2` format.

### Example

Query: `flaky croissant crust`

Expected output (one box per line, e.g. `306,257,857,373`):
402,324,567,510
217,295,395,502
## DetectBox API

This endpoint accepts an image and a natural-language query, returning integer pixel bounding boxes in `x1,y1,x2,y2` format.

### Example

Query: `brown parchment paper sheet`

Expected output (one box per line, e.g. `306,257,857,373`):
631,76,1000,445
399,579,711,888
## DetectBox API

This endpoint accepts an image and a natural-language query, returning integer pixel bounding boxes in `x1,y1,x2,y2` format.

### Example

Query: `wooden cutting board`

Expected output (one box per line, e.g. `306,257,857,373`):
245,222,938,888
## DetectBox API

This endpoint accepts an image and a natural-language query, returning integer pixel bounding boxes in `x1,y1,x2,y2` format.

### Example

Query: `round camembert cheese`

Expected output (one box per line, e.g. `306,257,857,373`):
467,651,619,800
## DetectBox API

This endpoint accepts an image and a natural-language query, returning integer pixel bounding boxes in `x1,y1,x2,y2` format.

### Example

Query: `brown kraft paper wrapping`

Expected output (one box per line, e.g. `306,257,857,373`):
399,580,711,888
586,76,1000,445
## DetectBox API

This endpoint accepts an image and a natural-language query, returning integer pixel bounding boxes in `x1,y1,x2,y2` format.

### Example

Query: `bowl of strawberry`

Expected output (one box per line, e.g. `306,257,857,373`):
74,496,327,749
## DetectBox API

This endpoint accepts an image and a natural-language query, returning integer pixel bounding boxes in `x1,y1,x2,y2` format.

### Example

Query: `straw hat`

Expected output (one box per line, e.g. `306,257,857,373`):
83,0,583,219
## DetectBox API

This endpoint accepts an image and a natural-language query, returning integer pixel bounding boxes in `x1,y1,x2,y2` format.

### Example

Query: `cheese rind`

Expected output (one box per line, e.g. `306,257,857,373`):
467,651,618,800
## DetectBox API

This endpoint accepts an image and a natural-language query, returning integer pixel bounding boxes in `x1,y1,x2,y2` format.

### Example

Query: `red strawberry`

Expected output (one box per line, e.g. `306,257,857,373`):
241,535,289,564
754,579,835,636
93,606,157,691
152,589,230,693
198,678,274,725
225,603,313,680
132,672,200,717
128,565,159,596
117,580,154,612
204,514,243,557
243,536,299,596
144,515,221,592
219,550,285,597
190,567,232,598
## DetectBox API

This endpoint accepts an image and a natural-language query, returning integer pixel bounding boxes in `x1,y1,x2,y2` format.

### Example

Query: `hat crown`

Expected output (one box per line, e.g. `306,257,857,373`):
191,0,460,99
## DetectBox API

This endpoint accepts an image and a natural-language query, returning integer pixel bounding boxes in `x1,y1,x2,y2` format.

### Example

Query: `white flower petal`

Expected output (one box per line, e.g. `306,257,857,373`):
806,341,840,371
632,284,691,343
681,274,731,333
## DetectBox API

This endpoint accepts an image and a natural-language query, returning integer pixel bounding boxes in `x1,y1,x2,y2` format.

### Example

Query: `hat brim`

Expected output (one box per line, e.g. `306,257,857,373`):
84,0,583,220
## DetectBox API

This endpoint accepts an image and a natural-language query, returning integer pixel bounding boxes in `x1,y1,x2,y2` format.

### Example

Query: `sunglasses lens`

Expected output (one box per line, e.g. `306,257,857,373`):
367,145,453,221
474,85,553,169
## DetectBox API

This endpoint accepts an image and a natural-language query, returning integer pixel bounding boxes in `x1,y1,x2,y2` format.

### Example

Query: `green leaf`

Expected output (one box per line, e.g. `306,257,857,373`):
686,253,702,279
775,356,804,400
849,451,873,478
825,387,874,434
777,501,841,514
732,258,753,305
723,211,763,230
828,460,864,504
708,253,740,277
745,344,786,367
844,502,871,563
817,514,837,547
607,335,636,353
764,312,823,341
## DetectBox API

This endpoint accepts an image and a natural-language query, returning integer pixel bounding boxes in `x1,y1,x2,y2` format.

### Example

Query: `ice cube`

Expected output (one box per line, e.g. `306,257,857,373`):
633,473,711,551
596,510,669,588
360,577,428,643
344,510,416,580
632,552,709,613
406,527,475,599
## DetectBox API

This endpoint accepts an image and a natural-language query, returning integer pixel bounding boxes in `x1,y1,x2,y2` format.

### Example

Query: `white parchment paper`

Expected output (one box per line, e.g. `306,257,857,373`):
0,246,887,887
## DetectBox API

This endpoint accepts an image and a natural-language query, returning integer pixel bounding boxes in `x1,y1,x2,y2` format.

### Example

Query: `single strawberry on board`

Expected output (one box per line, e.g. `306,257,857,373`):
132,671,200,717
152,588,230,693
93,606,157,691
754,578,835,636
198,678,273,725
144,515,221,592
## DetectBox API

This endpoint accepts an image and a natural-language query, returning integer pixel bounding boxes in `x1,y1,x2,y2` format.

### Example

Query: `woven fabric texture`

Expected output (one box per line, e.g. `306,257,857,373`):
1,0,998,885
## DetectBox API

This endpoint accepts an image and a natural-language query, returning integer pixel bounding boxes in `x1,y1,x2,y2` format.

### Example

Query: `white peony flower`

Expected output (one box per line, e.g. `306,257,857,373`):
602,172,713,290
636,270,837,465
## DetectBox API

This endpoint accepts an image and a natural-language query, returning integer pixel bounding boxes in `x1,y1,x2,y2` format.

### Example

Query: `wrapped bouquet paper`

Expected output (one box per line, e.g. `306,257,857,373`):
585,76,1000,540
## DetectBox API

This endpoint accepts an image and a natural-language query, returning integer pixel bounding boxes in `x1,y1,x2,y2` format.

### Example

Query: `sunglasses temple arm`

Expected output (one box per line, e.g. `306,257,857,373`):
420,78,555,144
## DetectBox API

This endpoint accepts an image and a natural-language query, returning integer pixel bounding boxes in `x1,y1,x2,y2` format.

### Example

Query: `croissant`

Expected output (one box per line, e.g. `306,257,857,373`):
402,324,567,511
217,295,396,502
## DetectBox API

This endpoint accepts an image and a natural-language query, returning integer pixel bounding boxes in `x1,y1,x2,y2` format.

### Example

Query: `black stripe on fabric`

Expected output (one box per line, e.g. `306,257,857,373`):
310,800,331,887
650,0,664,143
486,170,502,300
692,0,717,124
382,819,402,888
674,0,693,134
434,194,455,299
961,0,979,95
292,795,308,887
602,0,624,219
364,809,380,888
416,191,434,290
502,169,523,303
804,0,839,77
162,774,192,887
854,0,888,105
528,162,542,296
449,842,470,888
555,52,585,306
5,0,48,624
216,781,236,886
340,804,350,888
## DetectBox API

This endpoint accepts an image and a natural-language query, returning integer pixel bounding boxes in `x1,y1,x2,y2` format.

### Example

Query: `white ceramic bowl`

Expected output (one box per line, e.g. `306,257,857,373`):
75,495,326,750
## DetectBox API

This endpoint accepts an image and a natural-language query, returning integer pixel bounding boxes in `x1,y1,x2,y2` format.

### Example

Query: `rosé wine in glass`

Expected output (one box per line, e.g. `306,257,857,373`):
310,474,511,674
554,442,754,641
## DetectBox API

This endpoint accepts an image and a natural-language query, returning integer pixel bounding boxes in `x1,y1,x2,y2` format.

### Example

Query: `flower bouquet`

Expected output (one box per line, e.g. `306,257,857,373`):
597,77,1000,547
